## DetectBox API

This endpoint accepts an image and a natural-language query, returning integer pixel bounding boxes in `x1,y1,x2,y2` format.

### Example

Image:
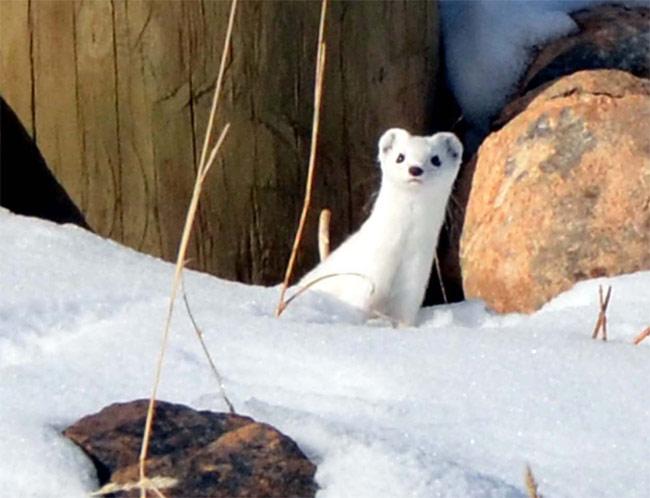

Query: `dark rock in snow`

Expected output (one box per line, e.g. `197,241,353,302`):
521,4,650,93
64,399,317,498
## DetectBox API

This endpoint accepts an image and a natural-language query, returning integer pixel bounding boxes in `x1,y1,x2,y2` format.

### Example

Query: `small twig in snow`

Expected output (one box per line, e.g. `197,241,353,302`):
93,477,174,497
181,277,235,414
524,464,542,498
633,326,650,345
591,284,612,341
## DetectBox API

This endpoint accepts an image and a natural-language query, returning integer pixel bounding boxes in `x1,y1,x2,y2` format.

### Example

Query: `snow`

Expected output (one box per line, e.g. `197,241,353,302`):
1,208,649,497
439,0,649,131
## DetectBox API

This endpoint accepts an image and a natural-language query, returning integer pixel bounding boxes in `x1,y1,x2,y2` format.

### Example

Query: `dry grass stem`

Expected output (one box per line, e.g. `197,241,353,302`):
181,279,235,413
447,192,463,212
283,272,375,310
318,208,331,261
93,477,175,497
524,464,542,498
138,123,230,497
138,1,238,496
276,0,329,317
197,0,238,178
201,125,231,184
633,326,650,345
451,113,465,132
434,256,448,304
591,284,612,341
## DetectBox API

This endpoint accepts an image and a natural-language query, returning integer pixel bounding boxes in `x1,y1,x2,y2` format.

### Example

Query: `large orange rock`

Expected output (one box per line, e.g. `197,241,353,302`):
433,5,649,307
460,70,650,313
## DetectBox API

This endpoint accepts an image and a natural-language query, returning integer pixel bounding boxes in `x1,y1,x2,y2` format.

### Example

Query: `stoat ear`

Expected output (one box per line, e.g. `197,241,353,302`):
430,132,463,163
378,128,409,162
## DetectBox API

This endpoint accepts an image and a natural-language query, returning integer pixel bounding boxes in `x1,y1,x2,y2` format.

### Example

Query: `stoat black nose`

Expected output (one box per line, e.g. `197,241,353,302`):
408,166,423,177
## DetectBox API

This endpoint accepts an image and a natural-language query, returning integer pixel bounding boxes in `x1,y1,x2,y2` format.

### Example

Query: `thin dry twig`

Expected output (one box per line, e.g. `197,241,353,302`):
591,284,612,341
434,256,448,304
451,113,465,132
633,326,650,345
93,476,175,497
196,0,238,179
318,208,331,262
138,1,238,496
181,277,235,413
275,0,329,317
524,464,542,498
282,272,375,310
138,125,230,497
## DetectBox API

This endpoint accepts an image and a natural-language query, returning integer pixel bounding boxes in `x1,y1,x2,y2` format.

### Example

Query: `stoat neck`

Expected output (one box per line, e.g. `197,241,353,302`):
366,179,435,229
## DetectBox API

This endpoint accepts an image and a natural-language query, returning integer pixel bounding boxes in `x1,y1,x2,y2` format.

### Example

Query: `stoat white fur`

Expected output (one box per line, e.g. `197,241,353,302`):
299,128,463,326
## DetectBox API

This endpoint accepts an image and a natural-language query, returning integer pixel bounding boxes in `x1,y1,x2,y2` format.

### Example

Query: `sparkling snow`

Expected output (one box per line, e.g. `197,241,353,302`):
1,208,648,497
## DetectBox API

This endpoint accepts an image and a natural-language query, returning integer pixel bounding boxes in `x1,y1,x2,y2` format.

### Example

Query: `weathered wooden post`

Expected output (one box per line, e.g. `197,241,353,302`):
0,0,440,284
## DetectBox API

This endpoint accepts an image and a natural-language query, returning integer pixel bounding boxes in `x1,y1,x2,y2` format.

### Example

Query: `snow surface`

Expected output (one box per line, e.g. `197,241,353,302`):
1,208,649,498
440,0,650,131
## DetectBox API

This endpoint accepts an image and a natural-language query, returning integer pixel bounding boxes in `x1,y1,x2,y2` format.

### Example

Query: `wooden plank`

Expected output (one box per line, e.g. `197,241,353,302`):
1,0,441,286
186,1,440,284
186,0,327,283
113,0,197,262
111,0,159,253
31,0,85,206
0,0,33,135
73,0,122,237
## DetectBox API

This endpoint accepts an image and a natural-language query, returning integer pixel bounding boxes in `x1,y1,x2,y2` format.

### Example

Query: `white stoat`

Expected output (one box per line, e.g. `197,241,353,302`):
299,128,463,326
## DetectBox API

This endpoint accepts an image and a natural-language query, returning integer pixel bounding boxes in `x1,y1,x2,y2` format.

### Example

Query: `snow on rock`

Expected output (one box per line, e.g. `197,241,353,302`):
0,207,648,497
439,0,649,131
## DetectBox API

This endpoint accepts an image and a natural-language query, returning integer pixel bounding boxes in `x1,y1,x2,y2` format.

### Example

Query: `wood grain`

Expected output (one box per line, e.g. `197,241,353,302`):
0,0,440,285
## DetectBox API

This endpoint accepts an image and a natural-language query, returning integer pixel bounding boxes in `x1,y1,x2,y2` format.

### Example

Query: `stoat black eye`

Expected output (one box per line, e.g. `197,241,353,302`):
396,153,405,163
431,155,441,167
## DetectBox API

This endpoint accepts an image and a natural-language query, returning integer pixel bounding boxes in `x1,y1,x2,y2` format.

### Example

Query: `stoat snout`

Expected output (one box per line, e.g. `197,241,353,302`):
408,166,424,177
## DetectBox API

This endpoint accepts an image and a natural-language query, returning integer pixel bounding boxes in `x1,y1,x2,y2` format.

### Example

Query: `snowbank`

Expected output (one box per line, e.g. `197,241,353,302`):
1,208,648,497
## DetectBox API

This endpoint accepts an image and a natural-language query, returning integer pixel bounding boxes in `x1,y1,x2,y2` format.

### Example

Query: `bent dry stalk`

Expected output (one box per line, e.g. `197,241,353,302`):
137,1,239,497
276,0,329,317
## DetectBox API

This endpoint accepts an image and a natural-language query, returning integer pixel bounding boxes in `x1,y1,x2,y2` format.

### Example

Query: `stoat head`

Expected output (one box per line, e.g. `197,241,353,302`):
377,128,463,190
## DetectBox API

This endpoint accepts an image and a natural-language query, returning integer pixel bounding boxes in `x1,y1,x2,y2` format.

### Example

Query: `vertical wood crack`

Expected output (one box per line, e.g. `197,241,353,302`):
110,0,124,238
71,1,88,212
339,4,353,233
28,0,36,140
184,1,204,268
